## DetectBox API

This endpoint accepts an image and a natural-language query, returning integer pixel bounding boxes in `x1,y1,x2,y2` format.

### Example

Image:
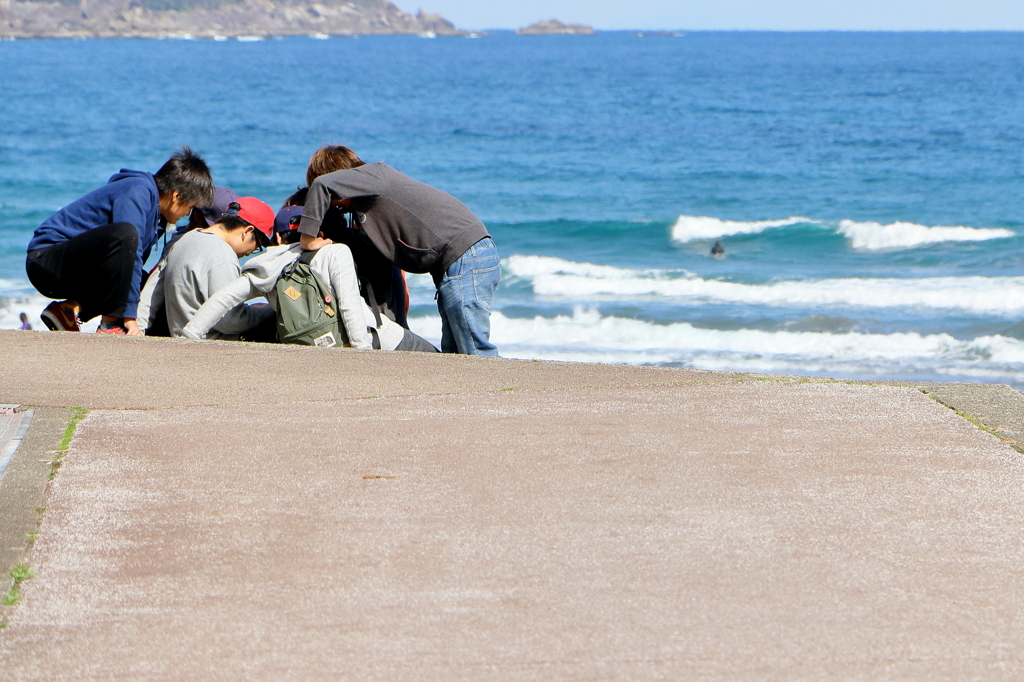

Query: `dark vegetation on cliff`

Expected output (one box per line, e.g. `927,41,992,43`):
0,0,462,38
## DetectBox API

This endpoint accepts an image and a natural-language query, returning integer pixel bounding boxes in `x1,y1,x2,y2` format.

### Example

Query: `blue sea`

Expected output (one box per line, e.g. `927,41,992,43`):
2,32,1024,385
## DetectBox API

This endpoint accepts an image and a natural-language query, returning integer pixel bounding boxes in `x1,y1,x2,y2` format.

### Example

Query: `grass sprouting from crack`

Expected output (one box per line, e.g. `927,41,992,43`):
3,563,35,607
50,407,87,480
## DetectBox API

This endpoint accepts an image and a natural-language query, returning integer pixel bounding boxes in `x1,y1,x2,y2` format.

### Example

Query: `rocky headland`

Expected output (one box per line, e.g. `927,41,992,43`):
515,19,594,35
0,0,462,39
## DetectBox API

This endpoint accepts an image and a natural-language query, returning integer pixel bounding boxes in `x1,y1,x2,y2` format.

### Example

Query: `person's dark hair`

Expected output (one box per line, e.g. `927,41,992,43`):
279,229,302,245
283,186,309,208
154,146,215,207
186,209,207,230
306,145,364,187
215,214,249,231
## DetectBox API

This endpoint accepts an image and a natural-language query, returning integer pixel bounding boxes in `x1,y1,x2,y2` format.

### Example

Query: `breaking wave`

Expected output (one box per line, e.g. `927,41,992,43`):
0,289,103,332
409,309,1024,383
837,219,1016,250
503,255,1024,315
670,215,812,242
0,291,49,330
670,214,1016,250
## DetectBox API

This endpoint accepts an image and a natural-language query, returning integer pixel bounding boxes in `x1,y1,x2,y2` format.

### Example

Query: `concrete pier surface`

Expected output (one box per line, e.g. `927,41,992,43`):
1,329,1024,679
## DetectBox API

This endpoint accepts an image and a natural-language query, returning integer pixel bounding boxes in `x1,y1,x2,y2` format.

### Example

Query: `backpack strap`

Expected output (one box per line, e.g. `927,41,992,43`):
359,277,384,328
298,249,318,266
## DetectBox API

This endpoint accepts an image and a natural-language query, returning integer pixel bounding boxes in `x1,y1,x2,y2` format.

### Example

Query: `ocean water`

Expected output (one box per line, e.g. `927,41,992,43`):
2,32,1023,385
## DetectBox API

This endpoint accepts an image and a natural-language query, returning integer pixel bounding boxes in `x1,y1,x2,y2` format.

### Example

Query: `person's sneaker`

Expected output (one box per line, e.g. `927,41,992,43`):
40,301,79,332
96,323,127,335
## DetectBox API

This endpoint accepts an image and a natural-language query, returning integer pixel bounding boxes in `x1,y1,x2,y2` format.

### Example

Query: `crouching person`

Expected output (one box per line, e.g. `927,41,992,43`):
181,212,437,352
26,147,214,335
163,197,277,339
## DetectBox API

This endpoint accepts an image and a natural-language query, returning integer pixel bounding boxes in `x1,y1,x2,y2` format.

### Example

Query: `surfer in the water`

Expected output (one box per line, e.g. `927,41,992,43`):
711,241,725,258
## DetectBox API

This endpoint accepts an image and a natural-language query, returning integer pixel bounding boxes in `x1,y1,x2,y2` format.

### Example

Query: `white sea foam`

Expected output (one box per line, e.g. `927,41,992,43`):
503,255,1024,315
838,220,1015,250
669,213,1017,250
503,255,663,280
0,291,102,332
409,309,1024,383
0,292,50,330
670,215,811,242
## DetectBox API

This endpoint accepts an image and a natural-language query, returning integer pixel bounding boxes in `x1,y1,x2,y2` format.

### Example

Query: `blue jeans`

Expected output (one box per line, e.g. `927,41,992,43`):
437,238,501,355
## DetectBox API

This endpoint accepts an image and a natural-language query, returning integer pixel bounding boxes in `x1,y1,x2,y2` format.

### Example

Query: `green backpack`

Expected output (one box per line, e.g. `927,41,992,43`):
274,250,346,347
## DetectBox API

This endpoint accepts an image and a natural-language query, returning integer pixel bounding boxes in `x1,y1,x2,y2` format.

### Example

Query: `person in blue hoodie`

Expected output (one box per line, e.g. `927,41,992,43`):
25,147,215,335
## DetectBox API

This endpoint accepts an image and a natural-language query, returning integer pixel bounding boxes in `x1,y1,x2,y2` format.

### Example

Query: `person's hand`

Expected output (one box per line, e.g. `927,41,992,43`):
124,318,142,336
300,233,332,251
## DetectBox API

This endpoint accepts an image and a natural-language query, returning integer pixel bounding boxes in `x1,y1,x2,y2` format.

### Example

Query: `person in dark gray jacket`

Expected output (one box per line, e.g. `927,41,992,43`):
298,145,500,356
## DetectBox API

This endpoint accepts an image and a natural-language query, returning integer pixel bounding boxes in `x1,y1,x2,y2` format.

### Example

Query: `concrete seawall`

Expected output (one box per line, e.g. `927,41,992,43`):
1,330,1023,678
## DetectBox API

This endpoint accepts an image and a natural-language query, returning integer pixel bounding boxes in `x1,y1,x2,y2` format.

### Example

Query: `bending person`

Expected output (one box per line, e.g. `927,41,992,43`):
299,145,499,355
25,147,214,335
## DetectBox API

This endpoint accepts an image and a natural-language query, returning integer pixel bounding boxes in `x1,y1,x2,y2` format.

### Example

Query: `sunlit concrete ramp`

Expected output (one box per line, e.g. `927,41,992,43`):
1,330,1024,679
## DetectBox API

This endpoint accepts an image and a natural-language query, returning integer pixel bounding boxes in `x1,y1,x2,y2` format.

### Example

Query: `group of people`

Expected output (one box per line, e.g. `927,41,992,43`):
24,146,501,356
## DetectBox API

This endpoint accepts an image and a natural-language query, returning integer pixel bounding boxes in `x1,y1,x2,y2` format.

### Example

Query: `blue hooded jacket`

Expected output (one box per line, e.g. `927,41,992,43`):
28,170,163,320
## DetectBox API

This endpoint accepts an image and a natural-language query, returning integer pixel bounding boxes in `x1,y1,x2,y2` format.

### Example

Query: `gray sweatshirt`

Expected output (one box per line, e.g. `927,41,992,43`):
136,227,194,332
163,229,273,339
298,162,489,284
181,244,407,351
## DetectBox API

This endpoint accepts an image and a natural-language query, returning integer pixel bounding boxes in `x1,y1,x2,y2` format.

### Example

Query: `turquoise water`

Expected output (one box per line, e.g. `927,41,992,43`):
2,32,1023,384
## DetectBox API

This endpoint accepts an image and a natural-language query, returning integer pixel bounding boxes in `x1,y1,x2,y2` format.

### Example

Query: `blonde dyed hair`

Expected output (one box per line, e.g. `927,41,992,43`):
306,145,365,186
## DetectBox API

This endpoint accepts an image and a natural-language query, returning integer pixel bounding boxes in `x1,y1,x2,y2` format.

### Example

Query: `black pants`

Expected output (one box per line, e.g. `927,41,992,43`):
238,314,279,344
26,223,138,322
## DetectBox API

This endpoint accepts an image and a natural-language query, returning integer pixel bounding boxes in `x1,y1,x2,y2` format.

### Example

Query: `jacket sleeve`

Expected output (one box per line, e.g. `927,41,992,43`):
298,165,386,238
204,262,272,336
136,261,165,332
182,274,262,340
314,245,372,350
111,191,155,320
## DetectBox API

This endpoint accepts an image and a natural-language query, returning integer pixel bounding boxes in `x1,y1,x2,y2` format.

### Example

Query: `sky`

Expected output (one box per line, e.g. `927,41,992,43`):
417,1,1024,32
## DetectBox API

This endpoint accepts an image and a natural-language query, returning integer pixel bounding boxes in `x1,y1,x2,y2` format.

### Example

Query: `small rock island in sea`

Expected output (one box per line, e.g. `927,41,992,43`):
516,19,595,35
0,0,461,39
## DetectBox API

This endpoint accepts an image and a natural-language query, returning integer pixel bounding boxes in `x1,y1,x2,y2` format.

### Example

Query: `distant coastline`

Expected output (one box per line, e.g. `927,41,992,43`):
0,0,466,39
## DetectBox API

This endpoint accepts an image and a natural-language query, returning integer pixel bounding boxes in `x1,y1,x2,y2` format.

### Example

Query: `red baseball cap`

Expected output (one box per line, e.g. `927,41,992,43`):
227,197,276,240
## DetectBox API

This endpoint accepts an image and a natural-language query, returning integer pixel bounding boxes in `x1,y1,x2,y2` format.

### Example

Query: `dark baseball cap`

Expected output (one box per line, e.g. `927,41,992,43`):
275,205,304,234
194,186,241,227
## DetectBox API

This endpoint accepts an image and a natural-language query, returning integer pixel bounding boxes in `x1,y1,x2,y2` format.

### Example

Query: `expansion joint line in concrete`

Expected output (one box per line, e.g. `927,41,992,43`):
0,410,34,484
920,387,1024,454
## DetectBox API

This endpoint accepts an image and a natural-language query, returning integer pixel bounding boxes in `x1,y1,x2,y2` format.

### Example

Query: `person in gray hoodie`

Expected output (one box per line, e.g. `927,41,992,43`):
136,185,241,336
298,145,500,356
163,197,277,339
